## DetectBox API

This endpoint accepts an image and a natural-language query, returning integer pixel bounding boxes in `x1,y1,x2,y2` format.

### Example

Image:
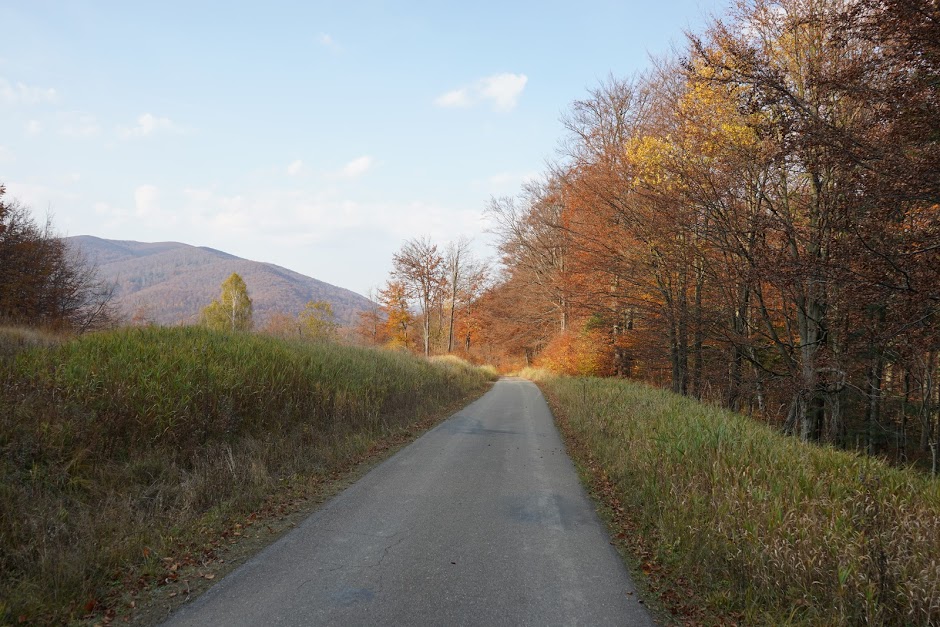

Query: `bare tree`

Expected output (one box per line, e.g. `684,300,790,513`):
392,237,445,357
444,237,472,353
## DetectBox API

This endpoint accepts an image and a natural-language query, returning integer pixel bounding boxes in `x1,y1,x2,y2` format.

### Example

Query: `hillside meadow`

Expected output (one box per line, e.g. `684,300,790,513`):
0,326,496,623
526,369,940,626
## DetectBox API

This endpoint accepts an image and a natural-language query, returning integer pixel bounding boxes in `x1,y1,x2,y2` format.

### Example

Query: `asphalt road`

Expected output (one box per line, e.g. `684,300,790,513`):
163,378,654,626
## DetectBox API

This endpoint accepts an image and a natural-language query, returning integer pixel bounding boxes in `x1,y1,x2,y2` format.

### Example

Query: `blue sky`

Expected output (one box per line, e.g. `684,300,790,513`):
1,0,724,296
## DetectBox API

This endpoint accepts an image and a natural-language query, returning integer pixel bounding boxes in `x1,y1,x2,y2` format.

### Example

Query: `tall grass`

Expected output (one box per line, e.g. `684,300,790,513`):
526,369,940,626
0,325,63,360
0,327,495,623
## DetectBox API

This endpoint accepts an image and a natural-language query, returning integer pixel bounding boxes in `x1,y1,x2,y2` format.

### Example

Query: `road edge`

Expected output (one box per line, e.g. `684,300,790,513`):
112,383,495,626
534,381,681,627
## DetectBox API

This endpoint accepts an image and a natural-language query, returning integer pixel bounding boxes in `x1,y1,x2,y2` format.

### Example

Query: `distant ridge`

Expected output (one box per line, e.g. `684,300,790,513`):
67,236,373,327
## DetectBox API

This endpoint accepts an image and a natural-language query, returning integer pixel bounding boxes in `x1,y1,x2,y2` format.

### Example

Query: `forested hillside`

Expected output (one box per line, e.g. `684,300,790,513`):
67,236,374,327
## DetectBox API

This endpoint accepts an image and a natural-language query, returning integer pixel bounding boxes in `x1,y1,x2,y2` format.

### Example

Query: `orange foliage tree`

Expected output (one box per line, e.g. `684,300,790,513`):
472,0,940,463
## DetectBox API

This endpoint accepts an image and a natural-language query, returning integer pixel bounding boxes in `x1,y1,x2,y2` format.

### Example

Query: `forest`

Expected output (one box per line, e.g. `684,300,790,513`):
367,0,940,465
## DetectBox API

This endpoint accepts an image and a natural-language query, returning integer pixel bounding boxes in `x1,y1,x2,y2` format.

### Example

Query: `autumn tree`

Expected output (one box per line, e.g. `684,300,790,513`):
392,237,445,357
378,280,412,348
298,300,338,341
443,237,471,353
354,288,388,346
486,178,574,333
472,0,940,464
202,272,253,332
455,254,491,356
262,311,301,338
0,184,114,331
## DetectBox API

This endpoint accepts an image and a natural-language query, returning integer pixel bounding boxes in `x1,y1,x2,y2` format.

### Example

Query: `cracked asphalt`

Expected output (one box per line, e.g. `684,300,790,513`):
162,378,654,626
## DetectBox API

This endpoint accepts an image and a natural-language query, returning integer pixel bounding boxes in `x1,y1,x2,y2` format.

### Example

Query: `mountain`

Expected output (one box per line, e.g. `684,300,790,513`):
66,236,374,327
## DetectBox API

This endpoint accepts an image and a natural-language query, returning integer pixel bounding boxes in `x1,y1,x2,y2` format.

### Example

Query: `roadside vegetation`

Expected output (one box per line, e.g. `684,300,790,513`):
0,326,496,624
527,370,940,626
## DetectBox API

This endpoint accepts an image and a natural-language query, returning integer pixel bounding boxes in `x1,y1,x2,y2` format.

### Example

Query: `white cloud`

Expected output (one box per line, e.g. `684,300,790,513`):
85,182,489,295
316,32,343,53
134,184,161,217
93,201,115,216
0,146,13,163
339,155,374,179
434,88,471,108
287,160,303,176
0,77,57,105
3,181,78,212
25,119,42,135
178,184,480,244
119,113,179,139
60,113,100,138
93,200,130,224
479,73,528,111
434,73,528,112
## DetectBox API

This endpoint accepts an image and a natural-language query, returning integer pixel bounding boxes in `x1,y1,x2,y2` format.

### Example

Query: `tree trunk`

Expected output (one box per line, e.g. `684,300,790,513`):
865,344,885,456
447,302,456,353
677,270,689,396
692,258,705,399
423,313,431,357
920,351,935,452
727,285,750,411
797,288,826,442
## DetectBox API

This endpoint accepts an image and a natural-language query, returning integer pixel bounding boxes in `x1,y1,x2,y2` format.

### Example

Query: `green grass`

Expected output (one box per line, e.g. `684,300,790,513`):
524,369,940,626
0,327,496,624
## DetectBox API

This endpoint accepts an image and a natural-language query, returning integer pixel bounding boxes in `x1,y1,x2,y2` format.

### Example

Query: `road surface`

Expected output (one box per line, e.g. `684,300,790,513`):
163,378,654,626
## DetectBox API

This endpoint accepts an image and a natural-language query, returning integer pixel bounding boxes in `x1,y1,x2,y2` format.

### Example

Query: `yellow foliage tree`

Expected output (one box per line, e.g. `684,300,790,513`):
298,300,337,342
202,272,253,332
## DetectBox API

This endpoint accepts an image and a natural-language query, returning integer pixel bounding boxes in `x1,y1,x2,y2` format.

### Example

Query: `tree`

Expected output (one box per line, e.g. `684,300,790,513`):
392,237,445,357
456,255,492,356
0,184,114,331
202,272,253,332
298,300,337,341
471,0,940,462
443,237,472,353
354,288,388,346
378,280,412,348
262,311,301,338
486,182,572,334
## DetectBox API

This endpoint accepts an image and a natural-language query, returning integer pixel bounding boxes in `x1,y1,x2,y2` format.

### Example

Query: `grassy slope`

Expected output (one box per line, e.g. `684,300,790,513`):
0,327,496,624
525,369,940,626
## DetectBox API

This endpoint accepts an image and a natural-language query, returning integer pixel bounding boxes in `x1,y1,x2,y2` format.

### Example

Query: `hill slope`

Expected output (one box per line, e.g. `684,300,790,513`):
67,236,373,326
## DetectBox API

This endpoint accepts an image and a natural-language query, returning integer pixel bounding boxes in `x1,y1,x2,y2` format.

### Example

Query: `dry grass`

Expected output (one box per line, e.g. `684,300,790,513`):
0,327,496,624
0,325,64,359
525,369,940,626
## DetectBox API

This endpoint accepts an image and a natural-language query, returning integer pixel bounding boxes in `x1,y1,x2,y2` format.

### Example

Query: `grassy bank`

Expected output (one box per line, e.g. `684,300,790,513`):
0,327,496,623
525,369,940,626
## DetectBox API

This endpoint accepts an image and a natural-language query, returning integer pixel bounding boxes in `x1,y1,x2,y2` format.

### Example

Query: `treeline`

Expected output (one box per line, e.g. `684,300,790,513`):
359,236,492,358
212,272,340,342
0,184,114,331
477,0,940,461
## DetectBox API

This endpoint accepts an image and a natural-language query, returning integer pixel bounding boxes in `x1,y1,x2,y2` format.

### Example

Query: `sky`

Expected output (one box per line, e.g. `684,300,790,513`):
0,0,725,297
